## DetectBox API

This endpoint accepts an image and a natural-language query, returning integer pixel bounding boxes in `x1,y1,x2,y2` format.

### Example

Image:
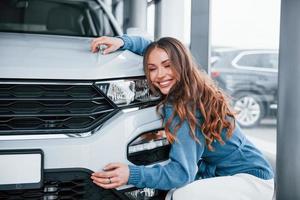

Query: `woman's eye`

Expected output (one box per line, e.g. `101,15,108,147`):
148,68,156,71
164,65,170,68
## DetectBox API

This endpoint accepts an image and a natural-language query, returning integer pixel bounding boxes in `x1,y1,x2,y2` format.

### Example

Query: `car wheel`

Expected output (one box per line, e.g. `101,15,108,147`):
233,93,264,128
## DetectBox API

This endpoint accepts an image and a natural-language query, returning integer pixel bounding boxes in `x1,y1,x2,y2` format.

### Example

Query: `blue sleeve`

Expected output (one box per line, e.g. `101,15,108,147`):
127,106,205,190
118,34,152,55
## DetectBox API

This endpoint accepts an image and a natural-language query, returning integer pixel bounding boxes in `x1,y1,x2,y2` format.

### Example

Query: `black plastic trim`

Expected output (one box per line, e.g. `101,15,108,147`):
0,168,126,200
127,128,171,165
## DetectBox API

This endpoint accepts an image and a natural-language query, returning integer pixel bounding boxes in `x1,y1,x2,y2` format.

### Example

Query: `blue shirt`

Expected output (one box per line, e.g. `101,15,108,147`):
120,34,151,55
120,35,274,190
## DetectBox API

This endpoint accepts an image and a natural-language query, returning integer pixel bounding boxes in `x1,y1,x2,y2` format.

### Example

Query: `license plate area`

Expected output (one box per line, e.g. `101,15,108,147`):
0,149,43,190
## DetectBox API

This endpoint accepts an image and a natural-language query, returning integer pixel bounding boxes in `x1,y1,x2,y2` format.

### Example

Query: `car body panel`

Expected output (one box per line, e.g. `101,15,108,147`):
0,32,144,80
0,107,161,171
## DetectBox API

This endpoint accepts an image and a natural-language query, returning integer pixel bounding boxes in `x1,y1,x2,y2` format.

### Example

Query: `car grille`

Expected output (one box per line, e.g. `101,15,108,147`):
0,169,123,200
0,81,117,135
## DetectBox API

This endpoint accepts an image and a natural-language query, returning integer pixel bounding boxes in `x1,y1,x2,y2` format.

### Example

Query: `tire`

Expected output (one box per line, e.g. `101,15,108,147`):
233,92,265,128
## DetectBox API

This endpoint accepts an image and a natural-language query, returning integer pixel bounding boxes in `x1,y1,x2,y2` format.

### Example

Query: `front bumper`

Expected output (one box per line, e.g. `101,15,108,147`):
0,107,167,199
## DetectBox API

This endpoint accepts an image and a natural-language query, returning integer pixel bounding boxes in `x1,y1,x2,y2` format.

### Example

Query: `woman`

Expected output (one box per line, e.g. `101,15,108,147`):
90,35,274,199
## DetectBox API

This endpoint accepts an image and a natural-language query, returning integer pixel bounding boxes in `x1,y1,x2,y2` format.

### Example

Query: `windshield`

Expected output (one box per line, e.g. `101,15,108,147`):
0,0,114,37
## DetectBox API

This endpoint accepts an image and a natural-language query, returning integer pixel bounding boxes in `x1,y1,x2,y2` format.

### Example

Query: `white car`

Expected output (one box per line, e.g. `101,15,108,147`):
0,0,169,199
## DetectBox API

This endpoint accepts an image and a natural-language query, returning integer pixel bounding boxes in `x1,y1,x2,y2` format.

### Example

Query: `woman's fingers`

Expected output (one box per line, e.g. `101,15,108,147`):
92,170,116,178
91,175,117,184
92,179,120,189
102,46,117,54
103,162,122,170
90,37,107,53
90,38,102,52
91,163,129,189
90,36,124,53
91,173,124,189
91,175,110,184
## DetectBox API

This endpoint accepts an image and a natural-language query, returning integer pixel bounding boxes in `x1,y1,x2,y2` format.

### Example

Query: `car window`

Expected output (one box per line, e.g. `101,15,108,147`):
236,53,261,68
263,53,278,69
0,0,115,37
236,53,278,69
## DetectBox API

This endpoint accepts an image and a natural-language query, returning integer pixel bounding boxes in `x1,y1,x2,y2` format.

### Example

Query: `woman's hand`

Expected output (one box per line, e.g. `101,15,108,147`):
90,36,124,54
91,163,130,189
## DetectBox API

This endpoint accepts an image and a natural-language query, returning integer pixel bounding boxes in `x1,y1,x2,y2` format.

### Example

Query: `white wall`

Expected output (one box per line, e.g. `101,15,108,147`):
211,0,281,49
147,0,280,49
147,0,191,45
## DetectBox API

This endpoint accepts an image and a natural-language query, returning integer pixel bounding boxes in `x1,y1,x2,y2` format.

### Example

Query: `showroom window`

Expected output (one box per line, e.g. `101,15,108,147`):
210,0,281,162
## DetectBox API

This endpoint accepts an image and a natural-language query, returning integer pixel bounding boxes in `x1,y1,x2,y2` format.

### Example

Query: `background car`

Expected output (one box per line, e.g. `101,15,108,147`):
211,48,278,128
0,0,168,199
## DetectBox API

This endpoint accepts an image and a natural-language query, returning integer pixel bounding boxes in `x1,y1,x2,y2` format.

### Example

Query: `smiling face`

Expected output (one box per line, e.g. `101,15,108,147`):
146,48,177,95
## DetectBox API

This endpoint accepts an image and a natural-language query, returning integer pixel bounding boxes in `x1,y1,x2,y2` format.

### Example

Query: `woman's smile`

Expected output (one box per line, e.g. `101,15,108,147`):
158,79,174,88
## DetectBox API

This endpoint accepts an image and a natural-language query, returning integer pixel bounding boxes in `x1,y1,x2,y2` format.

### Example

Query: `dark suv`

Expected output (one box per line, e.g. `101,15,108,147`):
211,48,278,128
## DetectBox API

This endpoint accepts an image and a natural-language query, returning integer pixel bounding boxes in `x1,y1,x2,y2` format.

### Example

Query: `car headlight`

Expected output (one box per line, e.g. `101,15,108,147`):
127,129,171,165
95,78,160,107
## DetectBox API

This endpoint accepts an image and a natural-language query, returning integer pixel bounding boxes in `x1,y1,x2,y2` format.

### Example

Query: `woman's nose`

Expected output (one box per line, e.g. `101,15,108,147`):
157,67,165,78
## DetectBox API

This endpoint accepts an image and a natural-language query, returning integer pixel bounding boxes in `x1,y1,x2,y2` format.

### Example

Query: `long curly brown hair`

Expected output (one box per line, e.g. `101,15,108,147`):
143,37,236,151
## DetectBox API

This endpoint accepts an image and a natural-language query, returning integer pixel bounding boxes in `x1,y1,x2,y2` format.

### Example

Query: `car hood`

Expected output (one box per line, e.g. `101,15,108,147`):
0,32,144,80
